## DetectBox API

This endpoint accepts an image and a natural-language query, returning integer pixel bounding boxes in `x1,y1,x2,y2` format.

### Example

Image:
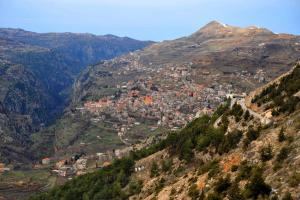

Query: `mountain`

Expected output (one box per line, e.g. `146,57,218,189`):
0,28,154,73
41,21,300,160
29,63,300,200
0,29,153,164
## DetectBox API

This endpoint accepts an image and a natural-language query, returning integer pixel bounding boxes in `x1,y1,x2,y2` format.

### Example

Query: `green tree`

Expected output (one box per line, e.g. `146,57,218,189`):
276,146,290,162
243,110,250,121
129,180,143,195
243,167,271,199
188,184,200,200
180,138,194,162
278,128,286,142
227,181,244,200
161,158,173,172
150,161,159,177
260,144,273,162
214,175,231,193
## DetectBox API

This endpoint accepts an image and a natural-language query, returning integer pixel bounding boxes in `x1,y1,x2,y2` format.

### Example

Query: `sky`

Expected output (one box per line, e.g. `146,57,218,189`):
0,0,299,41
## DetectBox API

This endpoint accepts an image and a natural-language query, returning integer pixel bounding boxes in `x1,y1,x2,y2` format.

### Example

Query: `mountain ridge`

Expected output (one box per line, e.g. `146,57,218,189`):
0,30,153,164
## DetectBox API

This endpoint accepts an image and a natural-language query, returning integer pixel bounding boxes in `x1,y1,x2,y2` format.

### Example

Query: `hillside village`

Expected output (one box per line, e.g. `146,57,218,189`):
42,58,273,179
30,63,300,200
75,53,270,147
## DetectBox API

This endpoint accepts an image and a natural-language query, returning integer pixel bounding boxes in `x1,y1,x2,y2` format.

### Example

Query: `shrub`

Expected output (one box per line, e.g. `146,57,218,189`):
150,161,159,177
281,192,293,200
276,146,290,162
188,184,200,200
229,103,244,122
208,162,220,178
161,159,173,173
288,172,300,187
198,160,219,177
260,144,273,162
154,178,165,194
227,181,244,200
206,192,222,200
246,126,260,141
129,180,143,195
231,165,238,172
243,167,271,199
236,161,252,181
180,139,194,162
243,110,250,121
243,126,260,148
278,128,286,142
218,129,243,154
214,175,231,193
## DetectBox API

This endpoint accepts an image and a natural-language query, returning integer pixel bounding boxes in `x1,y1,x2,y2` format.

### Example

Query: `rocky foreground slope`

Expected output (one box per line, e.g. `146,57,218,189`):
30,63,300,200
40,21,300,160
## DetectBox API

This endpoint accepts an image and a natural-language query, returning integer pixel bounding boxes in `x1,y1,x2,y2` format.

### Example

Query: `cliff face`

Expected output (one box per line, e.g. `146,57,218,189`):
0,61,49,164
0,29,152,164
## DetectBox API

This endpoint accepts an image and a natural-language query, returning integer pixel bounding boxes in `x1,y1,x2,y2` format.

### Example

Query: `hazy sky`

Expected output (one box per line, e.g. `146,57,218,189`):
0,0,299,41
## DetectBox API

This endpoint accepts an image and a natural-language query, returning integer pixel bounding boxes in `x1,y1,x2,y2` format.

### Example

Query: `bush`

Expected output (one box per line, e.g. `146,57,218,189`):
129,180,143,195
243,110,250,121
208,162,220,178
229,103,244,122
214,175,231,193
161,159,173,173
188,184,200,200
231,165,238,172
154,178,165,194
243,167,271,199
278,128,286,142
260,144,273,162
198,160,219,177
246,126,261,141
180,139,194,162
243,126,260,148
288,172,300,187
281,192,293,200
227,181,244,200
196,127,225,152
206,192,222,200
150,161,159,177
236,161,253,181
218,129,243,154
276,147,290,162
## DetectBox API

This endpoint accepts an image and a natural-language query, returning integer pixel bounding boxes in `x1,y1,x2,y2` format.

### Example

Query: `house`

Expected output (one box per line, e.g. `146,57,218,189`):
58,166,75,177
74,158,87,170
0,163,10,174
42,157,51,165
56,160,66,169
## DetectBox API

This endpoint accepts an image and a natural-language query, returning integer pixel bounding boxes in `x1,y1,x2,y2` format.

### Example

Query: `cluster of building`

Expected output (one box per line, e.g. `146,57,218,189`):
40,146,134,178
77,59,240,143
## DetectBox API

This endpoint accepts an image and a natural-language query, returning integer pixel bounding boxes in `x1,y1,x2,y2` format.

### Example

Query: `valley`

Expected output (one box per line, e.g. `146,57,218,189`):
0,29,152,165
0,21,299,200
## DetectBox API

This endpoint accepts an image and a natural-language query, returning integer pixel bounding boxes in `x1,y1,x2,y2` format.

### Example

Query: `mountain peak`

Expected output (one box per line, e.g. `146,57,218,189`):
204,20,228,28
191,21,274,38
